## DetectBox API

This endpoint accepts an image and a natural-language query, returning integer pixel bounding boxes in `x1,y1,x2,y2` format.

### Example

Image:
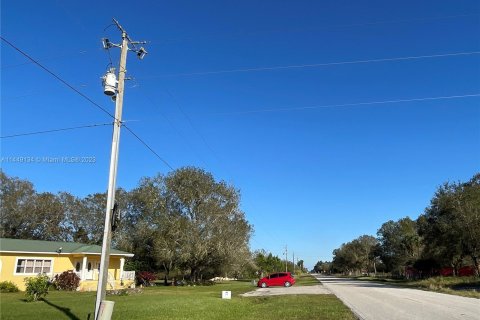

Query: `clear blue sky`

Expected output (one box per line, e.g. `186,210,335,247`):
1,0,479,269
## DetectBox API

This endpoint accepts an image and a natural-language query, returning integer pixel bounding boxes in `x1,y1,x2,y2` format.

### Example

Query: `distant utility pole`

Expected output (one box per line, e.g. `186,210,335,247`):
293,252,295,273
95,18,147,320
284,245,288,272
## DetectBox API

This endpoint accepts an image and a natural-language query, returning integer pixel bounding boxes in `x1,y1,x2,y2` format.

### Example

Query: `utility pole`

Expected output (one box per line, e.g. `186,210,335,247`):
284,245,288,272
293,252,295,274
95,18,147,320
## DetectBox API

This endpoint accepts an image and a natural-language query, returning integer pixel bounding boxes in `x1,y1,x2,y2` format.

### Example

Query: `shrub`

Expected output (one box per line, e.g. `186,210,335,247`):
136,271,156,286
0,281,19,293
24,274,50,301
54,270,80,291
124,260,154,272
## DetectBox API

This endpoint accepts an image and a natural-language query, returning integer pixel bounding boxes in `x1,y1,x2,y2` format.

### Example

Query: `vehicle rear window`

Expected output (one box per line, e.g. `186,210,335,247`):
269,273,278,279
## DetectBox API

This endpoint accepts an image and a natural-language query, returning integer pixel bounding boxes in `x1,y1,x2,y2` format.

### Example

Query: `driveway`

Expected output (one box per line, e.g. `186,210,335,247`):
313,274,479,320
240,284,330,297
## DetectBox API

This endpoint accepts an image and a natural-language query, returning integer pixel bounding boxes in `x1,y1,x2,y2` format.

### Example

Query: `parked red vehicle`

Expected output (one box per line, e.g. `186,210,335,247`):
257,272,295,288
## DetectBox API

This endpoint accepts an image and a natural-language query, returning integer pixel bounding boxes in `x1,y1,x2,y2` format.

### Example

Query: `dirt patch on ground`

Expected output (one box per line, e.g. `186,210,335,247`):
240,284,331,297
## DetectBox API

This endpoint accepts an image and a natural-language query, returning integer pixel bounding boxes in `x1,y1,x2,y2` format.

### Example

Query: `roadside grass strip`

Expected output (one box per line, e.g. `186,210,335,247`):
0,280,355,320
354,275,480,299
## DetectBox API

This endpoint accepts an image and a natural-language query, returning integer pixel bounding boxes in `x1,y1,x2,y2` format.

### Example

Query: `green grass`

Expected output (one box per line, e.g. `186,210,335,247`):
0,280,355,320
353,275,480,299
294,274,322,286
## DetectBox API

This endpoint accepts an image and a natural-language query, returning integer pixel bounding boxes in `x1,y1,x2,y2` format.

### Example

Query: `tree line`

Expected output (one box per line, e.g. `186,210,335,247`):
0,168,253,282
252,250,306,276
315,174,480,277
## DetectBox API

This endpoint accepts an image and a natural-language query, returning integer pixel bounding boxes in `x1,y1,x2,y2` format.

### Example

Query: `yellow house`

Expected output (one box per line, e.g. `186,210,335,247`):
0,238,135,291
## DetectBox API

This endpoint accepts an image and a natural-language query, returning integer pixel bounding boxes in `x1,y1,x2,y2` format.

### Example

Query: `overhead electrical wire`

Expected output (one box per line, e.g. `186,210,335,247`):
154,13,479,45
1,36,174,170
1,36,116,120
0,123,112,139
164,88,240,185
214,93,480,115
166,89,222,162
143,51,480,78
0,50,88,69
123,125,174,170
131,80,209,168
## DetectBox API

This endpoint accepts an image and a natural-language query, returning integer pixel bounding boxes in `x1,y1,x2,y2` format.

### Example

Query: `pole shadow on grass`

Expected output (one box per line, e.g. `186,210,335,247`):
42,298,81,320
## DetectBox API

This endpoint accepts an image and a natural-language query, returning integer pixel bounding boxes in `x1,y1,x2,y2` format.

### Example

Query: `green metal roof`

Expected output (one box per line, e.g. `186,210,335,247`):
0,238,133,257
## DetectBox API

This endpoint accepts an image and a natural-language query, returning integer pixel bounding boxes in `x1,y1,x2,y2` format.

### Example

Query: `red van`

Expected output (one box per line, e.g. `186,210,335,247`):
257,272,295,288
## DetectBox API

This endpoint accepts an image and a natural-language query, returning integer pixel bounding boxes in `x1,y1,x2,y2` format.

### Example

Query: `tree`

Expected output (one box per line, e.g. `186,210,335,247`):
30,192,65,241
0,171,36,239
57,192,88,242
253,250,283,276
79,193,109,245
0,168,254,280
419,174,480,276
314,261,332,274
120,176,165,271
332,242,361,275
453,175,480,276
296,259,304,272
377,217,421,275
331,235,379,275
354,235,379,275
165,167,252,281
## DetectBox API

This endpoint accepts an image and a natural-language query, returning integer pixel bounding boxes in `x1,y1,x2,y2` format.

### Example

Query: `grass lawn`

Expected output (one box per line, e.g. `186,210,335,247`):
0,277,355,320
294,274,323,286
353,275,480,299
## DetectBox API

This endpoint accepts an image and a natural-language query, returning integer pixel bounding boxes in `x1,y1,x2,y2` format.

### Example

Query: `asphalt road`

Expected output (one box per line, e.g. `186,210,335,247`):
313,275,479,320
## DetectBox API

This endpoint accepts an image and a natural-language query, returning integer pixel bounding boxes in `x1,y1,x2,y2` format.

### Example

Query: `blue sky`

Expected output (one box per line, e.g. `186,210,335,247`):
1,0,479,269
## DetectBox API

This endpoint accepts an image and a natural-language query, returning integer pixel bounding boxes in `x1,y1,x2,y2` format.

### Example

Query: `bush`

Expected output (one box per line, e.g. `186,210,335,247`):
136,271,156,286
0,281,19,293
24,274,50,301
124,260,154,272
54,270,80,291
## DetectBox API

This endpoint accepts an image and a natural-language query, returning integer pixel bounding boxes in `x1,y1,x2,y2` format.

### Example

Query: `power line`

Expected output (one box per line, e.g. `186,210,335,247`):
0,50,88,69
3,85,88,101
131,80,209,168
214,93,480,115
142,51,480,78
0,36,116,120
166,89,221,162
2,36,174,170
0,122,112,139
165,89,241,186
123,125,174,170
153,13,479,46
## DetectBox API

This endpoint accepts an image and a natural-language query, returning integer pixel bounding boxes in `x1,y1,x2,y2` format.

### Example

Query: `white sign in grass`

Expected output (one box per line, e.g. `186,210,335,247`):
221,291,232,299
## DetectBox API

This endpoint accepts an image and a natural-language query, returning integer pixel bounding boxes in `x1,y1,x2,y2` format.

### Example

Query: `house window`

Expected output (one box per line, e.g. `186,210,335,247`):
75,262,81,272
15,259,52,275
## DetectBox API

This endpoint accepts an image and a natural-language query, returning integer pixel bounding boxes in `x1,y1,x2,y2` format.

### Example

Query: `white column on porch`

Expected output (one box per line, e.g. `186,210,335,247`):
120,257,125,280
81,256,87,280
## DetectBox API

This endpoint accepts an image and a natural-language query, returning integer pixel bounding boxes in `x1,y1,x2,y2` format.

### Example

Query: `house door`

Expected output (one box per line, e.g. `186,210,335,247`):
86,261,94,280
